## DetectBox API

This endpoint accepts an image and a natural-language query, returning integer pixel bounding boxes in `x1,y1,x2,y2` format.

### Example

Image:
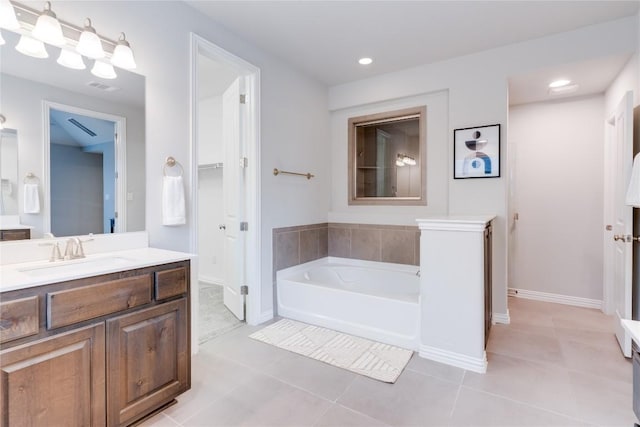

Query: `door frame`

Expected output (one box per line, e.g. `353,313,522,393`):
189,34,262,334
42,101,126,235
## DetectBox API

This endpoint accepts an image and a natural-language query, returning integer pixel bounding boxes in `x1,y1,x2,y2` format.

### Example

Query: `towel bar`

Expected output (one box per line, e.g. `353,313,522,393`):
273,168,314,180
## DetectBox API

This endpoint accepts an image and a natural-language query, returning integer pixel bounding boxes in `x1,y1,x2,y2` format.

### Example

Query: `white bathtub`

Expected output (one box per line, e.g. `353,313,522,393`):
276,257,420,350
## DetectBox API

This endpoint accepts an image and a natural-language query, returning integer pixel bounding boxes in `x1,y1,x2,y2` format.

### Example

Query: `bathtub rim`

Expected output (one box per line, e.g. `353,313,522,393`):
276,256,420,281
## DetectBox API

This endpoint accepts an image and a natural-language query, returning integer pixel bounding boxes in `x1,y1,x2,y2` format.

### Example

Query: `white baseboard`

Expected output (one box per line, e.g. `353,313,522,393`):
199,275,224,286
508,288,602,310
257,310,274,324
419,345,487,374
492,310,510,325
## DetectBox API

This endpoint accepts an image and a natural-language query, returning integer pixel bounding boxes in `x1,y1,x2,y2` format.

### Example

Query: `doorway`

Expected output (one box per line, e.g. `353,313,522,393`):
43,102,126,236
189,34,261,348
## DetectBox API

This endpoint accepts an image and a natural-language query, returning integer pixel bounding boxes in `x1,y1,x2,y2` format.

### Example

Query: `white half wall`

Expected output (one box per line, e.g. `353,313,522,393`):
509,96,605,301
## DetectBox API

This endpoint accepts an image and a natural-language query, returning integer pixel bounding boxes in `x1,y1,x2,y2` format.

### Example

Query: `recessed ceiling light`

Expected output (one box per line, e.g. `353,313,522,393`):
358,57,373,65
548,84,579,96
549,79,571,88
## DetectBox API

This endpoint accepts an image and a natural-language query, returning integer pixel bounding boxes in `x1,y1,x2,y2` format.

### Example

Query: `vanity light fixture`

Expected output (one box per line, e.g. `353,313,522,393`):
76,18,105,59
57,48,86,70
358,57,373,65
5,1,138,79
110,32,136,70
15,34,48,58
91,60,117,79
396,153,416,166
31,1,65,47
0,0,20,30
0,114,5,130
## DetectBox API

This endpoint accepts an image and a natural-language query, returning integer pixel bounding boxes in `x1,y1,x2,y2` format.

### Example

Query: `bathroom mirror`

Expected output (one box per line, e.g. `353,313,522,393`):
0,129,19,216
348,106,426,205
0,30,145,238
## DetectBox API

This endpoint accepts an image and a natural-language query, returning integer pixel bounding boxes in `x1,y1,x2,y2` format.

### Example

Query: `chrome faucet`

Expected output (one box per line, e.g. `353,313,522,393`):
64,237,86,260
39,241,63,262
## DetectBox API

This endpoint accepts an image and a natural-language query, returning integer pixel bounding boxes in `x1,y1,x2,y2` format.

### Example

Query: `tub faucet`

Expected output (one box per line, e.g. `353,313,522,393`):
416,269,421,277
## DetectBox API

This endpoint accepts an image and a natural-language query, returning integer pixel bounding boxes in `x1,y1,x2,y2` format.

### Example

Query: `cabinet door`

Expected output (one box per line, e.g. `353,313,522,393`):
107,298,189,426
0,323,106,427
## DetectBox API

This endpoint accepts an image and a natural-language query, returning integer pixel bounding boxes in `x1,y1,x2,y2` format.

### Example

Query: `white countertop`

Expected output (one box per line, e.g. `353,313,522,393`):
0,224,33,230
0,247,193,292
622,319,640,345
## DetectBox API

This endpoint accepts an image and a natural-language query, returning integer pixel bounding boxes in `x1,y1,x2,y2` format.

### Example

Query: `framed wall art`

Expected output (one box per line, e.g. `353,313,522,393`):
453,124,500,179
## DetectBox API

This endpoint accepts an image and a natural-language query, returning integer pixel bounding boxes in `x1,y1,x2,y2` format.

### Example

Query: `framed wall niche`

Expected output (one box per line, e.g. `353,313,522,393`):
348,106,427,205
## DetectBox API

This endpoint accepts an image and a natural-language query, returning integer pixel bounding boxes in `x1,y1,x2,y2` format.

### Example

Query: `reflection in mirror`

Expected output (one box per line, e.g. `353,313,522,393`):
1,30,145,239
49,107,117,236
348,106,426,205
0,129,19,215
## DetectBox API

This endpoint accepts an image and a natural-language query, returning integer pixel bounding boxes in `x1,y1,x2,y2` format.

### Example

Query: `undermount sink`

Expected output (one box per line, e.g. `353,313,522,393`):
18,256,135,277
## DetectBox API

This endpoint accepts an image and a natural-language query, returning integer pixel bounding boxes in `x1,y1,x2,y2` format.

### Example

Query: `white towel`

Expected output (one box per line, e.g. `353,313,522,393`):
162,175,186,226
23,183,40,214
627,153,640,207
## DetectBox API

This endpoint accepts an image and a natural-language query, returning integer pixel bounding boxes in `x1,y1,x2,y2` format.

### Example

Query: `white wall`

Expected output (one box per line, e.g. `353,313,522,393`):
605,54,639,114
197,95,224,284
509,96,604,301
328,16,637,319
198,96,223,165
0,73,145,237
0,133,18,215
39,1,330,321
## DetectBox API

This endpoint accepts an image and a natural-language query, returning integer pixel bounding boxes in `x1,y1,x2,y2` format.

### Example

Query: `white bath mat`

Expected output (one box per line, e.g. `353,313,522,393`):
249,318,413,383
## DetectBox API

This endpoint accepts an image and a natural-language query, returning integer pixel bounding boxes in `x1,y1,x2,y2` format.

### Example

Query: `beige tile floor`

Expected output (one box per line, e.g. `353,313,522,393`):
141,297,635,426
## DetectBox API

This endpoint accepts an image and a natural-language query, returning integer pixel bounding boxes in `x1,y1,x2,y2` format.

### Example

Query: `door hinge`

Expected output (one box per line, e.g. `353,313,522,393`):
240,157,248,168
115,211,118,218
240,285,248,295
240,221,249,231
240,94,247,104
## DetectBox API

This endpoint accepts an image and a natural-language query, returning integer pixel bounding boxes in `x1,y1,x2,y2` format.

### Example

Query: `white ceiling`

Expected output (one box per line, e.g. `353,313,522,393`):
187,1,639,88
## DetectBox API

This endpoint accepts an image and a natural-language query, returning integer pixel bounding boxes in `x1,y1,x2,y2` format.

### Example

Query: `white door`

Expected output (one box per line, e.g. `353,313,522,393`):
608,91,634,357
222,77,246,320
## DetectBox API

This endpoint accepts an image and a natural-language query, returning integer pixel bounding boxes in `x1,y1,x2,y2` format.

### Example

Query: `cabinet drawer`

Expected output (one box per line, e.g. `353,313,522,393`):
155,267,187,300
0,229,30,241
0,296,39,344
47,274,152,329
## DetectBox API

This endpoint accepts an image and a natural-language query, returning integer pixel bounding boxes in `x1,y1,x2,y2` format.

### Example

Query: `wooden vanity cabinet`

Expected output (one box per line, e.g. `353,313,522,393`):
0,323,106,427
107,298,189,426
0,260,190,427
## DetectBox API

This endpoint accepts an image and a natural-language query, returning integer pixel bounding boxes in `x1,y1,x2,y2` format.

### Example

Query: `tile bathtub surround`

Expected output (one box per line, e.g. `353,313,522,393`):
140,298,635,427
328,223,420,266
272,223,329,272
272,223,420,274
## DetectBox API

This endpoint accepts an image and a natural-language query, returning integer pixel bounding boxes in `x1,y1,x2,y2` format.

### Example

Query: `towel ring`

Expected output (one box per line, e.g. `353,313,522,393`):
163,156,184,177
23,172,39,184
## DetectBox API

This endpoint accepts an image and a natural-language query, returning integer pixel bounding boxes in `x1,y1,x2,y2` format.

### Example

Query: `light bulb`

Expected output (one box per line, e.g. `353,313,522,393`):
32,1,65,46
0,30,5,46
110,33,136,70
0,0,20,30
76,18,105,59
91,60,117,79
15,34,48,58
57,49,86,70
